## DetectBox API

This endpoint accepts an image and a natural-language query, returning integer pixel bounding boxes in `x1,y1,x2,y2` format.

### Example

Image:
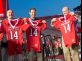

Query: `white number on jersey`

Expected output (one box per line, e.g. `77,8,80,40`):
63,24,70,33
30,29,38,36
10,31,18,39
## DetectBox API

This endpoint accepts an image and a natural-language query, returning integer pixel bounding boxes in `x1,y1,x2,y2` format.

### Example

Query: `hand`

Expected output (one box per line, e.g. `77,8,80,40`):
51,18,57,25
23,18,26,20
70,12,75,16
42,20,46,24
23,18,27,23
17,18,19,19
0,20,2,23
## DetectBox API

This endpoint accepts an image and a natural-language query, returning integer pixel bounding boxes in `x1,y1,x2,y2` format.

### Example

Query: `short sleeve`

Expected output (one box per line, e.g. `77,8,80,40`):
53,18,60,29
36,19,47,30
18,19,24,25
40,23,47,30
21,22,30,31
1,22,6,33
65,13,76,21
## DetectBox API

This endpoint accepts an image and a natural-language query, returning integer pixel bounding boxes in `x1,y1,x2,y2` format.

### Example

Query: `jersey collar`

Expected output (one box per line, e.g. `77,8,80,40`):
29,18,38,26
59,16,66,23
9,19,18,29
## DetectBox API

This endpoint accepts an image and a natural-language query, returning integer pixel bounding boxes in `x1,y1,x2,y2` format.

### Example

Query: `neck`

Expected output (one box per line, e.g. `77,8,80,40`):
30,17,35,20
8,18,13,20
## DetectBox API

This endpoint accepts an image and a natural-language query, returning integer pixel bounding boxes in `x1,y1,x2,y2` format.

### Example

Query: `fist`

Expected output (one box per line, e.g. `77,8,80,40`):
23,18,26,20
17,18,19,19
51,18,57,25
23,18,27,23
70,12,75,16
42,20,46,24
0,20,2,23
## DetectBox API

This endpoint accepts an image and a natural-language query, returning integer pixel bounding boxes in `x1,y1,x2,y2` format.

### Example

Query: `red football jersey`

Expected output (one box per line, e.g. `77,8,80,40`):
1,19,29,56
26,18,47,52
53,13,79,47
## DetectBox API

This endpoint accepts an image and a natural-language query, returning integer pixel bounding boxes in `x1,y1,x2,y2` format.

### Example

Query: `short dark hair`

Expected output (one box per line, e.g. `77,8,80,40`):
29,8,36,12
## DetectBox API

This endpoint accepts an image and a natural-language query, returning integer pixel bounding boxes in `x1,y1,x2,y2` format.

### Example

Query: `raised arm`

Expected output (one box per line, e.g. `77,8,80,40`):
70,12,81,21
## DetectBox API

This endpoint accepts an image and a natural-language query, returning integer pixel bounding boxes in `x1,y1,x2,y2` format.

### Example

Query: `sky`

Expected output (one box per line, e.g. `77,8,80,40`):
8,0,81,18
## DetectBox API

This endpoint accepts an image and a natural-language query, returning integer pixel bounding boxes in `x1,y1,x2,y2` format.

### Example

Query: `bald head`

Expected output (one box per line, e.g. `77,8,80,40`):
7,10,14,19
62,7,70,15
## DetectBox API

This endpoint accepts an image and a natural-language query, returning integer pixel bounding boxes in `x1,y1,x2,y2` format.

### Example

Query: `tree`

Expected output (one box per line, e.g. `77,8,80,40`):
73,4,81,11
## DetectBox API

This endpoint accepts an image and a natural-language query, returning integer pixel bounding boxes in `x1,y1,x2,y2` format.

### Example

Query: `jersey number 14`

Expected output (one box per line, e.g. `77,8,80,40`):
10,31,18,39
30,29,38,36
63,24,70,33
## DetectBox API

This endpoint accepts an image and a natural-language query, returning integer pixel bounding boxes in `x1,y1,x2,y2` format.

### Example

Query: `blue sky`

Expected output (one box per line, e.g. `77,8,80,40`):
9,0,81,18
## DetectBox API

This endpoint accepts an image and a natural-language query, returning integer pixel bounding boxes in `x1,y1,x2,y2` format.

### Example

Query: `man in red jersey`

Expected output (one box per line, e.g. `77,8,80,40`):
24,8,46,61
51,7,80,61
0,10,29,61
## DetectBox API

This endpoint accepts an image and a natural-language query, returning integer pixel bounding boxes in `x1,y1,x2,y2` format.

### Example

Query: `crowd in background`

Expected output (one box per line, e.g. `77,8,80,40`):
21,33,81,60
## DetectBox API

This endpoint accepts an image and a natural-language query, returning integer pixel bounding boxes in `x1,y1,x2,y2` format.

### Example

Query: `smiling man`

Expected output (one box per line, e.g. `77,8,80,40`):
51,7,80,61
0,10,29,61
24,8,47,61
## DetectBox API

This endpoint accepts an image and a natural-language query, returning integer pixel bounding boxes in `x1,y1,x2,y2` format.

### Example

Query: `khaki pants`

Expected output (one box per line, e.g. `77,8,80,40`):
28,48,42,61
62,37,79,61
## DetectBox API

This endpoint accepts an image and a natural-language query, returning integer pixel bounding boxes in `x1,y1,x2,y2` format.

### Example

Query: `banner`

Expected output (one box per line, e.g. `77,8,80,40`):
0,0,4,17
0,0,9,18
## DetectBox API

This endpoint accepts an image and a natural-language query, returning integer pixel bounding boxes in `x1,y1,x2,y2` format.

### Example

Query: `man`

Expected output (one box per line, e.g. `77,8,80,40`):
24,8,46,61
51,7,80,61
0,10,29,61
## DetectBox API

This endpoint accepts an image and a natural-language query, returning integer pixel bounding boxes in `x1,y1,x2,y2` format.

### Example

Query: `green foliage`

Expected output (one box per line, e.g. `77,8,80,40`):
73,4,81,11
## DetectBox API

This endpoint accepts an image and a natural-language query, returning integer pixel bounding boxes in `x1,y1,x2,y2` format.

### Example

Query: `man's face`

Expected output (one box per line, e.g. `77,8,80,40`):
62,7,69,16
29,10,36,18
7,10,14,19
